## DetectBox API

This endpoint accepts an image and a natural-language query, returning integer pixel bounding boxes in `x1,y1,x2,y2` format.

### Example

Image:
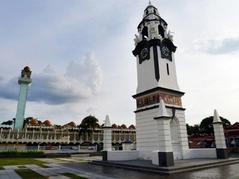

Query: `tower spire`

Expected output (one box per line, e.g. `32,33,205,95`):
149,0,152,5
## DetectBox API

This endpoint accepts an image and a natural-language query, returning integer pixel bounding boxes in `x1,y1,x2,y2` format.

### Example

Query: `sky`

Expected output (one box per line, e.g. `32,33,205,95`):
0,0,239,126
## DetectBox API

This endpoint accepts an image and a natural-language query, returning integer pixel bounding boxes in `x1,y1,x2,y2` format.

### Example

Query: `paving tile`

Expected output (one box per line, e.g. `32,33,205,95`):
0,174,10,179
48,175,69,179
3,166,19,170
7,171,22,179
0,171,7,174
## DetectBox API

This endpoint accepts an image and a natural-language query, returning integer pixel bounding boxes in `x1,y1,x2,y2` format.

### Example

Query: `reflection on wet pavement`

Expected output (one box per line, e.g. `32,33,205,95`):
62,162,239,179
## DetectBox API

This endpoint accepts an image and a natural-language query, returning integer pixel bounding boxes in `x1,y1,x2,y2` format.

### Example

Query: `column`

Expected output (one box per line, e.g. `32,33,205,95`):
102,115,112,161
153,99,174,166
213,109,228,159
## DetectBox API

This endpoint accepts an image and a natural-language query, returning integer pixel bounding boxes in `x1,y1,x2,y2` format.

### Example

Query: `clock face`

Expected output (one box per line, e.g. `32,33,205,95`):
161,45,172,60
139,47,149,64
140,48,149,59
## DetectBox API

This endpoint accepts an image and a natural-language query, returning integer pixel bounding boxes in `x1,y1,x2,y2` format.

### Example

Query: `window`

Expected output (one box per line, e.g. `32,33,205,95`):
166,63,170,75
142,26,148,38
158,25,164,38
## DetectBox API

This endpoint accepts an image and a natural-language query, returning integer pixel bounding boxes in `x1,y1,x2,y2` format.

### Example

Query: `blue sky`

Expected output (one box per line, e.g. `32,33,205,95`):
0,0,239,126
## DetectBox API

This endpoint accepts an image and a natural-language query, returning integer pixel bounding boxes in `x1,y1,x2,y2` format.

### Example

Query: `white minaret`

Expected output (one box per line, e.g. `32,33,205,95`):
132,2,189,165
15,66,32,129
213,110,228,159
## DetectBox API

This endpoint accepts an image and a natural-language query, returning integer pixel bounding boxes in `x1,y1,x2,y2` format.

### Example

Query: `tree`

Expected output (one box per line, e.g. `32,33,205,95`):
1,120,13,126
186,124,200,136
23,117,34,128
200,116,231,134
78,115,99,140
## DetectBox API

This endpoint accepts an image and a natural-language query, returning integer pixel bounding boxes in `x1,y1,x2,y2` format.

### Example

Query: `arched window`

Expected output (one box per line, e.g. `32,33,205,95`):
142,26,148,39
158,25,164,38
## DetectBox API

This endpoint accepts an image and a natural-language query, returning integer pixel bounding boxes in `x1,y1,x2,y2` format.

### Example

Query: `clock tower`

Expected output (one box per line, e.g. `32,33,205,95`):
132,2,189,164
133,2,179,93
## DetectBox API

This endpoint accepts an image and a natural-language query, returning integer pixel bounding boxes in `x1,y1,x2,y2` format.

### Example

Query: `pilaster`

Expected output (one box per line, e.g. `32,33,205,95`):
103,115,112,158
213,110,228,159
153,99,174,166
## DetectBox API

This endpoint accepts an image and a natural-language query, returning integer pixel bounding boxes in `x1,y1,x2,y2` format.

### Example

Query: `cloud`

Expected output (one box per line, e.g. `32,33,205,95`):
65,53,103,93
0,54,103,105
194,37,239,54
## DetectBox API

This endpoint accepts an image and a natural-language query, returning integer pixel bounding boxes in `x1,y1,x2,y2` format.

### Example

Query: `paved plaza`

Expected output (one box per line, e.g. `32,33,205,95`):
0,156,239,178
0,156,104,179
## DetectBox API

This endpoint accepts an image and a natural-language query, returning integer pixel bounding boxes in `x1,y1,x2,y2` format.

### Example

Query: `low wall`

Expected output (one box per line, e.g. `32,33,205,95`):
107,150,139,161
183,148,216,159
138,150,154,160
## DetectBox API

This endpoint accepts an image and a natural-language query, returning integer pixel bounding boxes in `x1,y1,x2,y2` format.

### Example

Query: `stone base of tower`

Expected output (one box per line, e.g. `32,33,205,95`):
100,148,219,167
216,148,229,159
152,151,174,166
135,105,189,161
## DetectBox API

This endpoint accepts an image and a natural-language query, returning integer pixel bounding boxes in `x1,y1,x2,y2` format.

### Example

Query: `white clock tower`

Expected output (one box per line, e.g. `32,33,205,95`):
132,2,189,166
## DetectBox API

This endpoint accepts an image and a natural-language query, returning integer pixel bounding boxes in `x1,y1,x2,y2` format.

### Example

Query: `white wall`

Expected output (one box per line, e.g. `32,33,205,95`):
122,143,136,151
136,107,159,160
183,149,217,159
103,128,112,151
158,52,179,91
136,47,180,94
136,48,158,93
107,151,139,161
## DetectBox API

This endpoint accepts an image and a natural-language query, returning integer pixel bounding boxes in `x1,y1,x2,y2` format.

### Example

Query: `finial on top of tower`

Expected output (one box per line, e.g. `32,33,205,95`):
149,0,152,5
21,66,32,79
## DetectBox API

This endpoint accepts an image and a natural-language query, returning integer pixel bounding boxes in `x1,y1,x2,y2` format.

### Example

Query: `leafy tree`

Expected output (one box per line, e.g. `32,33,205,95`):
200,116,231,134
1,120,13,126
187,124,200,136
23,117,34,128
78,115,99,140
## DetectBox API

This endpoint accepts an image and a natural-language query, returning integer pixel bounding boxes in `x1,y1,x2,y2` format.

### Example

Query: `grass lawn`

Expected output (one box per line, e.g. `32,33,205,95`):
0,158,45,167
62,172,88,179
15,169,47,179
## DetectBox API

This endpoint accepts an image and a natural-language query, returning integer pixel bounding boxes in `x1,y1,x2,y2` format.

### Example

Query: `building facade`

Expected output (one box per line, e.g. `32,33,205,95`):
0,124,136,151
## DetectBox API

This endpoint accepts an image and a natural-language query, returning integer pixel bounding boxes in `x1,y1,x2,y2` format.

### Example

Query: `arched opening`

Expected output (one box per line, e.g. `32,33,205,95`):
142,26,148,39
158,25,165,38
